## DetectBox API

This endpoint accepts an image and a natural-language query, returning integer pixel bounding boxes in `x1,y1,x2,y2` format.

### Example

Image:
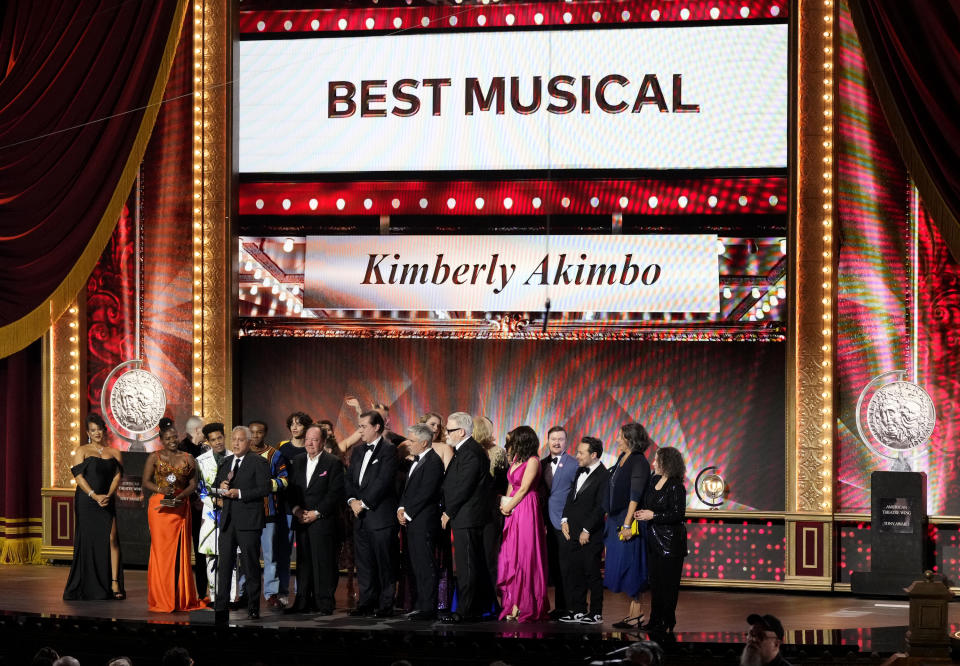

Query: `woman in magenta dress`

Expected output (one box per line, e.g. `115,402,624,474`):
496,425,548,622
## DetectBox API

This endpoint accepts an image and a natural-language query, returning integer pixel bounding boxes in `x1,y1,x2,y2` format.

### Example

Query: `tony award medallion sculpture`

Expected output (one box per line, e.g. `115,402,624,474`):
855,370,936,472
102,360,167,451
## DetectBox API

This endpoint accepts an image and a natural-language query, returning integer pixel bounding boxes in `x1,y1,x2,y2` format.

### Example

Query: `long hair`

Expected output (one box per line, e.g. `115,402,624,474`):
506,425,539,463
621,422,653,454
473,416,495,448
656,446,686,481
419,411,447,443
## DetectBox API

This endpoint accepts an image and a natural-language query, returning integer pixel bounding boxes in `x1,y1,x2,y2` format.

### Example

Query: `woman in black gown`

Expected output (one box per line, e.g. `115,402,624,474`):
634,446,687,633
63,413,125,600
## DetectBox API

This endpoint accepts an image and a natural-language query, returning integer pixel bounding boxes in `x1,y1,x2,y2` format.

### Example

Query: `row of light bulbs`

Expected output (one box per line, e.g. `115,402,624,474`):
256,193,781,213
192,1,206,412
67,303,81,484
819,0,835,510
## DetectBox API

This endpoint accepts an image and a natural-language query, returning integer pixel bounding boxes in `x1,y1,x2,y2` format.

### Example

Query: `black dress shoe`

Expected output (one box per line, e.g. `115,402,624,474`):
284,606,314,615
406,610,435,621
374,607,394,618
439,612,462,623
349,605,374,617
317,608,334,616
229,596,248,611
247,610,260,620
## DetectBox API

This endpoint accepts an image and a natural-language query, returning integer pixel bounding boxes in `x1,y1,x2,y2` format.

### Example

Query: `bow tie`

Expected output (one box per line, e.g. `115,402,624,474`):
366,443,376,452
412,454,421,462
577,467,590,476
550,456,559,465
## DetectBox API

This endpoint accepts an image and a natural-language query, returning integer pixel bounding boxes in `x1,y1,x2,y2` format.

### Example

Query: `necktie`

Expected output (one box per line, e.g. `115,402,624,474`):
228,457,241,483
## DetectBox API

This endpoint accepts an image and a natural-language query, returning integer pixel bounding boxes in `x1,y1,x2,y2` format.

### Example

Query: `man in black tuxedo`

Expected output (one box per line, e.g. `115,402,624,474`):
286,424,345,615
558,436,610,625
346,410,399,618
440,411,493,623
397,423,444,620
213,425,271,620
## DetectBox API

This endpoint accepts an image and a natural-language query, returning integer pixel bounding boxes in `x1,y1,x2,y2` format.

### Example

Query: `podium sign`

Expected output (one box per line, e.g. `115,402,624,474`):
851,471,927,597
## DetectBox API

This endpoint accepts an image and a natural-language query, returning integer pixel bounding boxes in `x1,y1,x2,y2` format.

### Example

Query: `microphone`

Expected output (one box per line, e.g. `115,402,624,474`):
542,298,551,333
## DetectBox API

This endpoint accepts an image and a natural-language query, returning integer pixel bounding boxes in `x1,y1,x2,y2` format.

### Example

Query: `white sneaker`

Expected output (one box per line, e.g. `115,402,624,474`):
579,613,603,625
560,612,586,623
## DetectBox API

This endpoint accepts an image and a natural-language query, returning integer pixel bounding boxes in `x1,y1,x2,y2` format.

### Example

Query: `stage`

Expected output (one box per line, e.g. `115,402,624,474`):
0,565,950,664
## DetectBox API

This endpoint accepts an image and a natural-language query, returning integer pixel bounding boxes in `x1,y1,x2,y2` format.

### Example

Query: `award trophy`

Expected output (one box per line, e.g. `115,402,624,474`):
695,466,726,510
855,371,936,472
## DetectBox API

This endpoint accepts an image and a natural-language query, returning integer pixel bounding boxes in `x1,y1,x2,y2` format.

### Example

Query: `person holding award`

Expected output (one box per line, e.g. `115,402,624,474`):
143,423,203,613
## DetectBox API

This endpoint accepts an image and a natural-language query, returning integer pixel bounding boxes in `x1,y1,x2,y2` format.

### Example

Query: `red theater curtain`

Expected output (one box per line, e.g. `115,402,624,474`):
847,0,960,262
0,341,42,563
0,0,188,359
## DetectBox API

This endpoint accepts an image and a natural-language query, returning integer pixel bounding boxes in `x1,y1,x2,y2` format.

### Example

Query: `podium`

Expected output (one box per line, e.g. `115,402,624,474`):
850,471,927,597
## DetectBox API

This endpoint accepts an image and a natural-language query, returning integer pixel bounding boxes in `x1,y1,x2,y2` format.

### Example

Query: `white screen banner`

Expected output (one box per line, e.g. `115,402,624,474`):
305,235,719,313
240,25,787,173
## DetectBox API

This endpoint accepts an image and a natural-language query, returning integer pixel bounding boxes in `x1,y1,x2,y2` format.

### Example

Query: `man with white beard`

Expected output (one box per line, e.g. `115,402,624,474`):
741,614,791,666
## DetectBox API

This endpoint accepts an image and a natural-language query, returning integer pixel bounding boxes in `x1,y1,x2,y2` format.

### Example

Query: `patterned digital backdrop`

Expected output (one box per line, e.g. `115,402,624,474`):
239,337,786,511
835,2,960,515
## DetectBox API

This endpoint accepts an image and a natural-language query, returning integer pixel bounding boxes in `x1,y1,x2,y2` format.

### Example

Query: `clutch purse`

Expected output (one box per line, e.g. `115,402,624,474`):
618,520,641,541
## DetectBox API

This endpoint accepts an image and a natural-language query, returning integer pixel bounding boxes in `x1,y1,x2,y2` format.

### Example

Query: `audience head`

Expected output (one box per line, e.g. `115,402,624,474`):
741,613,785,666
86,413,107,444
160,423,179,450
406,424,434,454
654,446,686,481
231,424,252,456
248,420,268,449
576,436,603,467
626,640,665,665
445,412,473,445
546,425,567,456
52,658,80,666
619,422,653,455
419,412,446,442
286,411,313,439
202,422,225,453
359,410,386,443
185,414,203,442
472,416,496,448
507,425,539,462
31,647,59,666
304,423,327,457
107,658,134,666
161,647,193,666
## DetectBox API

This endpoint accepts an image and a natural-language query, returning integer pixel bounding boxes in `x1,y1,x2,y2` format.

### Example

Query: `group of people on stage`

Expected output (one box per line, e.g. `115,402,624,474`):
63,402,689,632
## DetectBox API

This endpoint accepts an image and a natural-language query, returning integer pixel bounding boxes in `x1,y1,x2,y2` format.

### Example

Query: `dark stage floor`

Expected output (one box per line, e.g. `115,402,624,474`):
0,564,941,657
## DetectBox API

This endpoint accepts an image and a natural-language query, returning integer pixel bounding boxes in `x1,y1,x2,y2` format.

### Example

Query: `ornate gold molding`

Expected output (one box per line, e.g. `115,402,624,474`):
193,0,232,426
44,300,85,491
789,0,836,516
787,0,837,586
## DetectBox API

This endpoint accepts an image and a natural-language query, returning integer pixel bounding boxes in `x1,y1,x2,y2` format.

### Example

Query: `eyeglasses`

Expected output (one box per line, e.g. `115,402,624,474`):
745,630,779,641
447,427,463,434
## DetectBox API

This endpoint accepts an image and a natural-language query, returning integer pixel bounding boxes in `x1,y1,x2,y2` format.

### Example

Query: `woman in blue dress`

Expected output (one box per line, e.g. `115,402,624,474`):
604,422,652,629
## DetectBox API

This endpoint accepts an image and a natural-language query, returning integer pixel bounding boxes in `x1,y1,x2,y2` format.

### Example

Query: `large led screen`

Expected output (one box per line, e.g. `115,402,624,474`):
239,24,788,173
239,337,787,511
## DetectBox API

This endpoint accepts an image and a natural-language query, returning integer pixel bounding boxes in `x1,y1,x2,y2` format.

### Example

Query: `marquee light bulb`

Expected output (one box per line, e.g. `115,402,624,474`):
283,238,294,253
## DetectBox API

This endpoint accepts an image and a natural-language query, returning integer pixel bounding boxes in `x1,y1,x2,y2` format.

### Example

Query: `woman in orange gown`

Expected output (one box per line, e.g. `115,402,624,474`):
143,424,204,613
